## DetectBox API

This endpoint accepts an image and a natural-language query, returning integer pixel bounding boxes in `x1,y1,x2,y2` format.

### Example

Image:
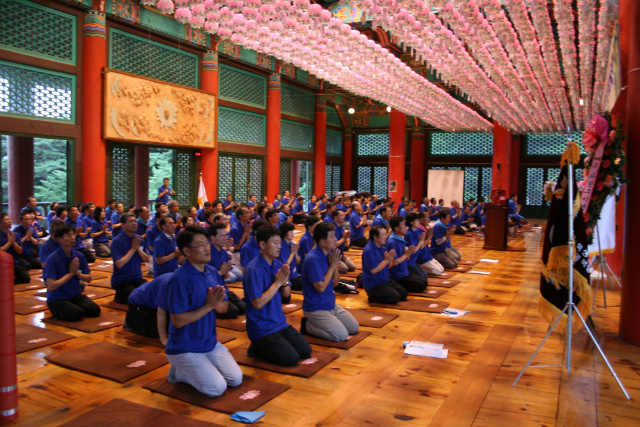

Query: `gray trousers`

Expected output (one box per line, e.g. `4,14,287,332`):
339,255,356,274
303,304,359,342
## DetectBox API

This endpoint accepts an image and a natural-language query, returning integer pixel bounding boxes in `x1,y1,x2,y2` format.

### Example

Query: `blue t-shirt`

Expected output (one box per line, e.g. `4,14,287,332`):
278,240,301,279
0,230,22,264
416,228,434,264
372,215,388,228
362,241,390,291
43,247,90,302
146,225,162,253
22,205,43,217
291,203,305,215
90,219,111,244
323,214,335,225
243,254,288,340
240,237,260,267
229,221,247,247
278,212,289,224
397,202,405,212
12,224,38,255
273,199,281,211
157,185,171,203
111,212,123,237
450,208,462,227
430,220,451,255
196,208,206,222
111,232,144,287
105,207,114,221
386,233,409,281
508,199,518,214
153,233,178,278
298,231,314,265
334,223,346,253
247,200,256,209
369,201,379,215
404,228,421,266
282,197,290,206
301,247,336,312
64,217,86,249
399,209,408,218
47,210,57,223
209,244,230,271
39,239,60,265
349,212,365,240
307,201,315,212
128,273,172,308
166,263,224,355
223,200,233,215
429,205,440,221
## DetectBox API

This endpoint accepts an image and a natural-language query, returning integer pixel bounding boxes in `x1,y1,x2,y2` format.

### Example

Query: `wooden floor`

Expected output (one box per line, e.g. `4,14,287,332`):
11,227,640,427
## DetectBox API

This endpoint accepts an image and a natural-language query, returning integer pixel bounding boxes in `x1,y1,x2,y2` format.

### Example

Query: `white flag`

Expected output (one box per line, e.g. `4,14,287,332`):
197,175,208,209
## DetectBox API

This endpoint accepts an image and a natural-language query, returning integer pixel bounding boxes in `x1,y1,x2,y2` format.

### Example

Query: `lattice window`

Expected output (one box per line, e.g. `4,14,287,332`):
357,165,387,198
281,84,314,120
218,155,234,199
525,168,545,206
0,61,75,122
280,160,291,194
326,129,343,156
464,167,479,202
111,145,135,206
218,107,265,145
218,155,264,204
249,157,263,201
357,166,371,194
481,167,493,199
430,132,493,156
219,65,266,108
327,105,342,128
326,164,341,196
109,29,198,88
281,120,314,151
525,132,585,156
235,158,248,204
175,151,194,208
332,165,341,195
356,133,389,156
0,0,76,65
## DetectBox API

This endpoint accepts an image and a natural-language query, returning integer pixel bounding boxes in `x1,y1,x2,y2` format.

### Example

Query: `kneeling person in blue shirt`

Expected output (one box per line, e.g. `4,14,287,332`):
43,224,99,321
125,273,171,342
243,225,312,366
165,226,243,397
301,222,359,342
362,226,408,304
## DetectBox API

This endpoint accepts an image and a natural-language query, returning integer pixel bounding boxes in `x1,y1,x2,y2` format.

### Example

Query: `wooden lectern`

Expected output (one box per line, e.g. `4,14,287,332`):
482,203,509,251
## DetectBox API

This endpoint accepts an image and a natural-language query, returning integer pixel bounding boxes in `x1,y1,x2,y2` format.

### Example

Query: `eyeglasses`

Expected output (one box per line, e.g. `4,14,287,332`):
186,242,210,250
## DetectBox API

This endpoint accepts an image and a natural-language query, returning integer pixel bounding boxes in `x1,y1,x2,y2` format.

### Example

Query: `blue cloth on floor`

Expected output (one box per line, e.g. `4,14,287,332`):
230,411,266,423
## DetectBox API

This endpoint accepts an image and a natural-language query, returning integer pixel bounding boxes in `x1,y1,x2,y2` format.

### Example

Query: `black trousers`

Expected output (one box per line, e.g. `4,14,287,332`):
350,237,368,248
216,291,246,319
19,253,42,270
48,294,101,322
13,262,30,284
113,278,147,304
397,273,428,293
367,281,408,304
125,303,160,338
249,325,312,367
290,276,303,291
77,247,96,263
292,215,306,224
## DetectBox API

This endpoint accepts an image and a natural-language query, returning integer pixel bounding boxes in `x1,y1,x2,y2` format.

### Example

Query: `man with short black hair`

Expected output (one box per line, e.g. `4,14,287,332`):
240,220,270,272
13,210,41,269
44,224,98,321
152,216,182,278
291,197,306,224
333,210,355,274
300,222,359,342
64,206,95,263
208,223,243,285
164,226,243,396
431,210,462,269
299,216,319,267
111,213,150,303
243,225,311,366
278,222,302,290
196,201,212,222
349,202,368,247
362,226,407,304
157,178,175,204
386,216,427,293
230,206,252,252
166,200,182,234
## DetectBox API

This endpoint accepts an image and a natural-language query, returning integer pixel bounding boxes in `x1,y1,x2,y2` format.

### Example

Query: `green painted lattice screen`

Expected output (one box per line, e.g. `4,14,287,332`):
430,132,493,156
0,0,76,65
218,107,266,145
218,154,264,205
110,144,135,207
281,84,314,120
174,151,195,208
326,129,343,156
219,65,266,108
109,28,199,88
325,164,341,196
525,132,584,156
281,120,314,152
0,61,75,122
356,133,389,156
280,160,291,195
357,165,387,198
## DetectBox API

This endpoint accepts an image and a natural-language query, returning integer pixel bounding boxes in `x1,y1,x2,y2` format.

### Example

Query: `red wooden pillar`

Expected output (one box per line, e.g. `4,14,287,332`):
266,73,281,199
620,0,640,345
134,146,149,209
291,160,300,195
343,129,353,190
7,137,33,221
314,95,327,196
81,9,107,204
492,120,512,202
409,127,425,202
388,109,406,203
201,50,219,199
509,136,521,197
